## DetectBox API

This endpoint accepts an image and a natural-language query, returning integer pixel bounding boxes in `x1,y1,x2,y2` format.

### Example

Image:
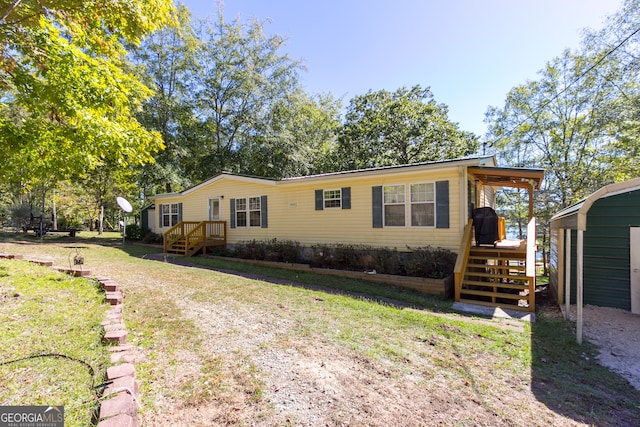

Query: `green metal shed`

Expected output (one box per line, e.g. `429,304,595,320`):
550,178,640,343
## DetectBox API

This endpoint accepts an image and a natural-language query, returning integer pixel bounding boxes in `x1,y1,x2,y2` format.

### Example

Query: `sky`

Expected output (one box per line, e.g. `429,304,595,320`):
178,0,623,137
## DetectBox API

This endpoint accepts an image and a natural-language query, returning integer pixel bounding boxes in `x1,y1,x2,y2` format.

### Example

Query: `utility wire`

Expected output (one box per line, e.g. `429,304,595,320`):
488,24,640,148
0,352,96,384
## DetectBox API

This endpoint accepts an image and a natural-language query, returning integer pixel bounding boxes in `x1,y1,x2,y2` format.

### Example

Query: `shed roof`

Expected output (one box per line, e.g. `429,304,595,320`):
550,177,640,230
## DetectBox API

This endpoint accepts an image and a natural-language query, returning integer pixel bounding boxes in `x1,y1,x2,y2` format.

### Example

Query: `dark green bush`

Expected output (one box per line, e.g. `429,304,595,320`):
226,240,456,279
308,244,336,269
232,239,301,263
404,246,457,279
373,247,405,276
124,224,146,240
141,232,163,244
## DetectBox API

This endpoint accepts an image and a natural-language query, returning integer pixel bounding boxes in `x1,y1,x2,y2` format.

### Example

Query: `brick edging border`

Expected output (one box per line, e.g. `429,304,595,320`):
95,277,139,427
0,254,139,427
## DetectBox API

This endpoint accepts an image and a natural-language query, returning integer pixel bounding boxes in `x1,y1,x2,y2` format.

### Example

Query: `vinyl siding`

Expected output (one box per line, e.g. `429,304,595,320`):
155,167,465,252
549,227,562,303
480,185,495,208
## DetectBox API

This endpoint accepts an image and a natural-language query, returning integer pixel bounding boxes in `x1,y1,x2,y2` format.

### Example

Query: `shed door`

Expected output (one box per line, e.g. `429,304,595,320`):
631,227,640,314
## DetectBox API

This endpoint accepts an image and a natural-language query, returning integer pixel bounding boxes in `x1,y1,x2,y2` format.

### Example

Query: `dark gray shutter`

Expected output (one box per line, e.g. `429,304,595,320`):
372,186,383,228
178,203,183,223
230,198,236,229
261,195,268,228
341,187,351,209
158,204,163,227
141,207,148,231
315,189,324,210
436,181,449,228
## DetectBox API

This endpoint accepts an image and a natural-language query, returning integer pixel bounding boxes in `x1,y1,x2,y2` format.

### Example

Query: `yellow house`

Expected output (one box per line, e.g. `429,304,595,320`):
151,155,544,311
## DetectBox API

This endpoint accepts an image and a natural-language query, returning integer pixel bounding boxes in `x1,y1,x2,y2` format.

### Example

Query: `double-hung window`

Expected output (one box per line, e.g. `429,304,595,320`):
383,185,405,226
249,197,261,226
410,183,435,227
324,189,341,208
161,203,180,227
373,181,447,229
235,198,247,227
235,197,262,227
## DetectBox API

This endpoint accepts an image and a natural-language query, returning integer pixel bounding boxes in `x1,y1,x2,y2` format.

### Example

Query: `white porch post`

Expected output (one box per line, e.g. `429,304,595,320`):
528,183,534,221
565,229,571,320
576,230,584,344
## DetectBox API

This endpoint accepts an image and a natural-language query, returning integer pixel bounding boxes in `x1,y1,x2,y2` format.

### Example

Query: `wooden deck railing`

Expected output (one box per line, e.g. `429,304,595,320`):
453,219,474,302
163,222,185,253
454,217,537,312
163,221,226,255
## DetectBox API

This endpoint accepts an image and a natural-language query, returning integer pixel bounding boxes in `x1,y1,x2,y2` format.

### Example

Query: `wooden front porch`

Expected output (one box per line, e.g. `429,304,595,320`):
163,221,227,256
454,217,537,312
454,165,543,313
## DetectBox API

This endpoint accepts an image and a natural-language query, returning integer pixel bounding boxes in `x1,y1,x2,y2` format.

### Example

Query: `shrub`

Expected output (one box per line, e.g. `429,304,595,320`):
372,247,405,276
10,204,39,229
225,240,455,279
124,224,146,240
232,239,301,263
308,244,335,269
142,232,163,244
404,246,457,279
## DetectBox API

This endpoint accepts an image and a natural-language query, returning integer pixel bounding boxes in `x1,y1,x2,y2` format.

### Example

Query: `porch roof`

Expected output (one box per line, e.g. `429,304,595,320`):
467,166,545,190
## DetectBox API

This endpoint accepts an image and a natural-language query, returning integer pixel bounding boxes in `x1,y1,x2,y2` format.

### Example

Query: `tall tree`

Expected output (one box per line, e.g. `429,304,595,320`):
337,85,479,170
580,0,640,182
240,90,342,178
132,4,199,195
0,0,173,190
485,0,640,270
486,47,638,209
191,14,304,180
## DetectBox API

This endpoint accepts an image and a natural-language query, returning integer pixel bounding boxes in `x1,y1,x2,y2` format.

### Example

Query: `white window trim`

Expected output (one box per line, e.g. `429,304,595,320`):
410,182,436,228
382,184,406,228
323,188,342,209
381,182,437,228
235,196,262,228
161,203,180,228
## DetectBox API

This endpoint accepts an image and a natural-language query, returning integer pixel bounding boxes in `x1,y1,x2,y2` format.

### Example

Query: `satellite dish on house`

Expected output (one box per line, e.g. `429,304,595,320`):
116,197,133,213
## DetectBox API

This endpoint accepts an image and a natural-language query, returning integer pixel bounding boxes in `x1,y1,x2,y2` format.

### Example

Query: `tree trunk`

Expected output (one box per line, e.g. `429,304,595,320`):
51,190,57,230
99,205,104,235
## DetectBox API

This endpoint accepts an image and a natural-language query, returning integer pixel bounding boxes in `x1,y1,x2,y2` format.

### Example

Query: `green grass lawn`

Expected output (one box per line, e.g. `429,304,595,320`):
0,258,110,427
1,232,639,425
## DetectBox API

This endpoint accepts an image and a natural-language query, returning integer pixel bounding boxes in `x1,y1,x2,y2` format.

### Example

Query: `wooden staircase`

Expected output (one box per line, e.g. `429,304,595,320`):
163,221,227,257
458,247,534,311
454,218,536,312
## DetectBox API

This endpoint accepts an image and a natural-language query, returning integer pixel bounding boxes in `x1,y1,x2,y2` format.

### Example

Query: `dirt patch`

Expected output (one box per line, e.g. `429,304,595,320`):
567,304,640,391
143,298,528,427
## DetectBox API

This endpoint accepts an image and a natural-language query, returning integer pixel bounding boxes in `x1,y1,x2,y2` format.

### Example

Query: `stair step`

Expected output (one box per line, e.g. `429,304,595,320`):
468,255,526,262
466,263,526,271
464,271,529,280
470,248,526,254
459,289,529,300
461,280,530,290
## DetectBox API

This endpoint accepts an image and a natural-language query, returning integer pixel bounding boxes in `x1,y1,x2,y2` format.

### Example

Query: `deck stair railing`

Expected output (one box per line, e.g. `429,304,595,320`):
454,218,536,312
163,221,226,256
